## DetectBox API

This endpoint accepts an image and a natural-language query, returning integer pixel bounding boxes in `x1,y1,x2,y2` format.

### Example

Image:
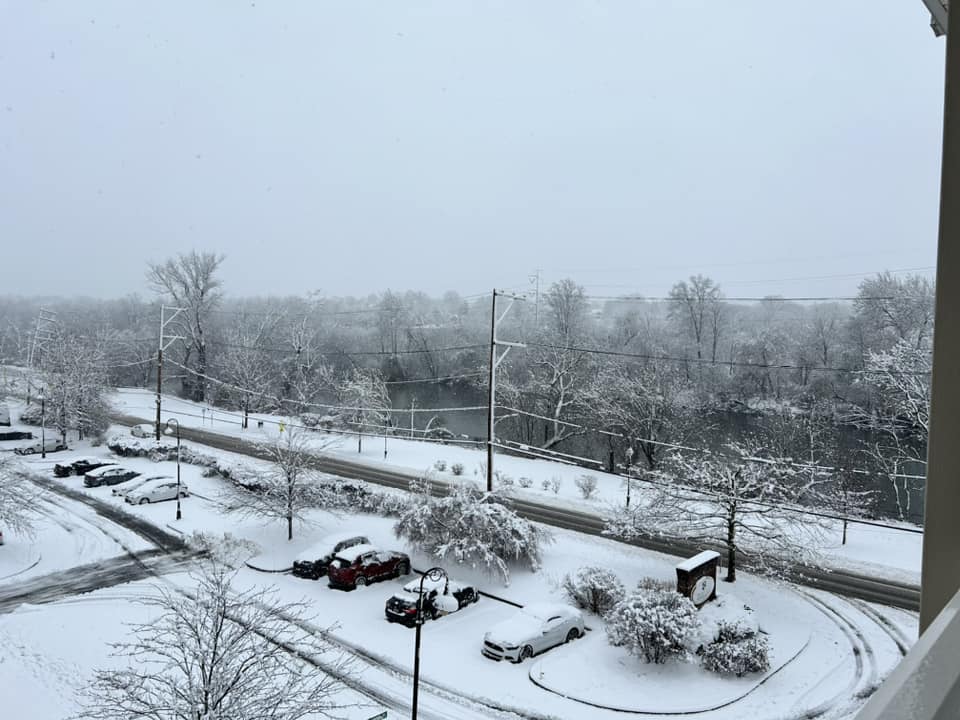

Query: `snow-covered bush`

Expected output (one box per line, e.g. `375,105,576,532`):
606,583,699,664
689,594,759,653
451,463,465,476
575,474,598,499
562,566,625,616
394,481,552,584
496,471,514,486
518,476,533,489
701,622,770,677
433,460,447,472
541,478,552,491
549,476,562,494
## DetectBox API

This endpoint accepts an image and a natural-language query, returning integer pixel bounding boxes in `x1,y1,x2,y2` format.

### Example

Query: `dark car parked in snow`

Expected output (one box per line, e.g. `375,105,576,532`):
326,545,411,590
54,457,116,478
292,533,371,580
84,466,140,488
385,575,479,626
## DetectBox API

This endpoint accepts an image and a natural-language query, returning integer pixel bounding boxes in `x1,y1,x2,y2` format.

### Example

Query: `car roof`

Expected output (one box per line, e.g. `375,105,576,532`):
296,533,368,560
87,464,131,476
403,576,463,594
334,543,379,561
62,456,107,465
522,603,578,621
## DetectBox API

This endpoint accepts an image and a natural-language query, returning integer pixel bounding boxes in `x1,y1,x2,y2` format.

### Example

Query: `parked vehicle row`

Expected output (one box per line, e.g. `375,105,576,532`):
50,455,189,506
292,533,371,579
54,457,115,477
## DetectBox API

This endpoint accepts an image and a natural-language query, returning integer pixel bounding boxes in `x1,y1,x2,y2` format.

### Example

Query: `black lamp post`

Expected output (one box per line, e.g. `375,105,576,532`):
411,566,447,720
39,391,46,459
625,445,634,508
165,418,182,521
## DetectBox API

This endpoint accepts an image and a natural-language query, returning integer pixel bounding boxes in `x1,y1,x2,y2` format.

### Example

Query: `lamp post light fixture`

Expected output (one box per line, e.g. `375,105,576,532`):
625,445,635,508
164,418,182,521
411,566,447,720
38,391,46,459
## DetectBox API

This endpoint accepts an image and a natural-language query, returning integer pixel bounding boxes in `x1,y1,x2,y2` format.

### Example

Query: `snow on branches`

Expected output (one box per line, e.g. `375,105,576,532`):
80,558,351,720
605,580,699,664
562,566,625,616
394,478,551,585
0,456,40,538
605,443,827,582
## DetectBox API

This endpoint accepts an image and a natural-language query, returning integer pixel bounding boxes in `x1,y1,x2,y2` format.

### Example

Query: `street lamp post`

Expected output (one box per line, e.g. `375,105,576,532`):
625,446,634,508
39,391,46,459
165,418,182,521
411,566,447,720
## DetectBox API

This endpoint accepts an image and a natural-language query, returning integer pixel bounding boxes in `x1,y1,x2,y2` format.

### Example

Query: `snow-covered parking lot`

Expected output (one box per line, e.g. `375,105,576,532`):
0,430,920,720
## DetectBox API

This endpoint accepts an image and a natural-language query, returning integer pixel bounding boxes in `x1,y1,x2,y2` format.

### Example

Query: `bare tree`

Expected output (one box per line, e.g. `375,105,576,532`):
339,368,391,453
544,279,589,341
40,328,111,444
668,275,724,363
853,272,935,351
80,558,351,720
147,251,225,402
222,430,337,541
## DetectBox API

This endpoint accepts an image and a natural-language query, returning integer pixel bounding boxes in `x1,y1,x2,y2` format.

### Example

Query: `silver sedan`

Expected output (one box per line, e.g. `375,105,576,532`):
482,603,584,662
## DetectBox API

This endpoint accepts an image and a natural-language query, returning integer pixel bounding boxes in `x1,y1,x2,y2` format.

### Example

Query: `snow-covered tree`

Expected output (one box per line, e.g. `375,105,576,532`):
606,444,826,582
562,566,625,616
39,328,111,443
80,559,351,720
339,368,391,453
701,621,770,677
605,581,699,664
221,430,337,541
0,457,39,538
394,479,551,584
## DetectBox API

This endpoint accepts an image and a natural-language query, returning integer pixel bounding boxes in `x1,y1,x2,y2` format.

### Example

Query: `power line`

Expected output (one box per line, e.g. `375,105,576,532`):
206,339,486,357
523,341,931,377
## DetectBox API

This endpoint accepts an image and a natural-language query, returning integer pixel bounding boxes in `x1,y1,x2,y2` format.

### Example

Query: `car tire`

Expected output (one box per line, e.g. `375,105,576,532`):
355,575,367,587
566,628,581,643
517,646,533,663
139,497,150,505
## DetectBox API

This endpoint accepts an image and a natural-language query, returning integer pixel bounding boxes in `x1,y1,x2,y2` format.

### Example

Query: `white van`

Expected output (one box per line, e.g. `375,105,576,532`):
14,435,68,455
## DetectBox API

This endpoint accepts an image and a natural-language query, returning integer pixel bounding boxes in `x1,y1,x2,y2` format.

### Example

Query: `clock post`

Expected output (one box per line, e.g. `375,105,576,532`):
675,550,720,607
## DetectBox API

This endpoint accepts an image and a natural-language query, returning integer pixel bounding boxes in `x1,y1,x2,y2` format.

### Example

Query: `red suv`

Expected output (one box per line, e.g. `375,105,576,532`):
326,544,411,590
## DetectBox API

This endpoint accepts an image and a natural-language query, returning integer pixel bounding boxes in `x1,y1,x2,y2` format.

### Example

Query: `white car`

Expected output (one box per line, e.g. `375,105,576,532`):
130,423,157,438
125,478,189,505
481,603,584,663
111,475,172,498
14,436,68,455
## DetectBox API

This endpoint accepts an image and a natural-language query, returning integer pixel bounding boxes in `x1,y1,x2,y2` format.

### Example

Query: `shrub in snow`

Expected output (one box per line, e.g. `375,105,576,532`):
451,462,465,476
496,471,514,486
689,594,759,653
394,480,551,584
549,476,562,494
701,622,770,677
606,583,699,664
433,460,447,472
575,474,598,499
541,478,552,491
562,566,625,616
518,476,533,488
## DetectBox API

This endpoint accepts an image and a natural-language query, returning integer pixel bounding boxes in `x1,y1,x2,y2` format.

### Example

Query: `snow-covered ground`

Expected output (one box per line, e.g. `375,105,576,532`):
0,431,919,720
111,387,924,585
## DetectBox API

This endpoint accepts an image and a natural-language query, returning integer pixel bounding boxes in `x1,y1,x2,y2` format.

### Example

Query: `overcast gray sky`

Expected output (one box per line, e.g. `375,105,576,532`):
0,1,945,300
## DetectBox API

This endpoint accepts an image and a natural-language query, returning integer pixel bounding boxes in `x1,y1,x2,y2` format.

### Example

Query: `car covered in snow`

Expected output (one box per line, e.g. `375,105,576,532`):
14,436,68,455
481,603,584,663
326,544,411,590
84,465,141,487
291,533,371,579
130,423,158,438
125,478,189,505
0,403,10,426
54,456,116,478
111,475,172,498
385,575,479,626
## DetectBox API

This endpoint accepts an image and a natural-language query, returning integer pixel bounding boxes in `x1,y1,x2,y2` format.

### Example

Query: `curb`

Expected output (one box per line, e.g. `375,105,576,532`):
164,524,185,536
245,561,292,574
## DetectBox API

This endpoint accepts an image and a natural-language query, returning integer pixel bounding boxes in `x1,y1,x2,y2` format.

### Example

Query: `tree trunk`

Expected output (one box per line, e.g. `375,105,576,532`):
725,517,736,582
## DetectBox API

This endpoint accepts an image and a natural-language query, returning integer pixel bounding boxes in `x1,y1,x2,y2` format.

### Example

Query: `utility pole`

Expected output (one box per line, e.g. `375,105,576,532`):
156,305,185,441
528,269,541,328
26,308,57,405
486,289,527,492
410,395,416,438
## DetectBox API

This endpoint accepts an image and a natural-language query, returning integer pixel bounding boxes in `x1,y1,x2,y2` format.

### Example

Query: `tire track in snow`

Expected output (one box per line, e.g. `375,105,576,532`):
845,599,911,657
795,590,877,718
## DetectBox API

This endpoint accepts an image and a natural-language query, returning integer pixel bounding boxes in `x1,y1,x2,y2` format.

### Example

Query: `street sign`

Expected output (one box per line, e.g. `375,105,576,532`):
367,712,388,720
